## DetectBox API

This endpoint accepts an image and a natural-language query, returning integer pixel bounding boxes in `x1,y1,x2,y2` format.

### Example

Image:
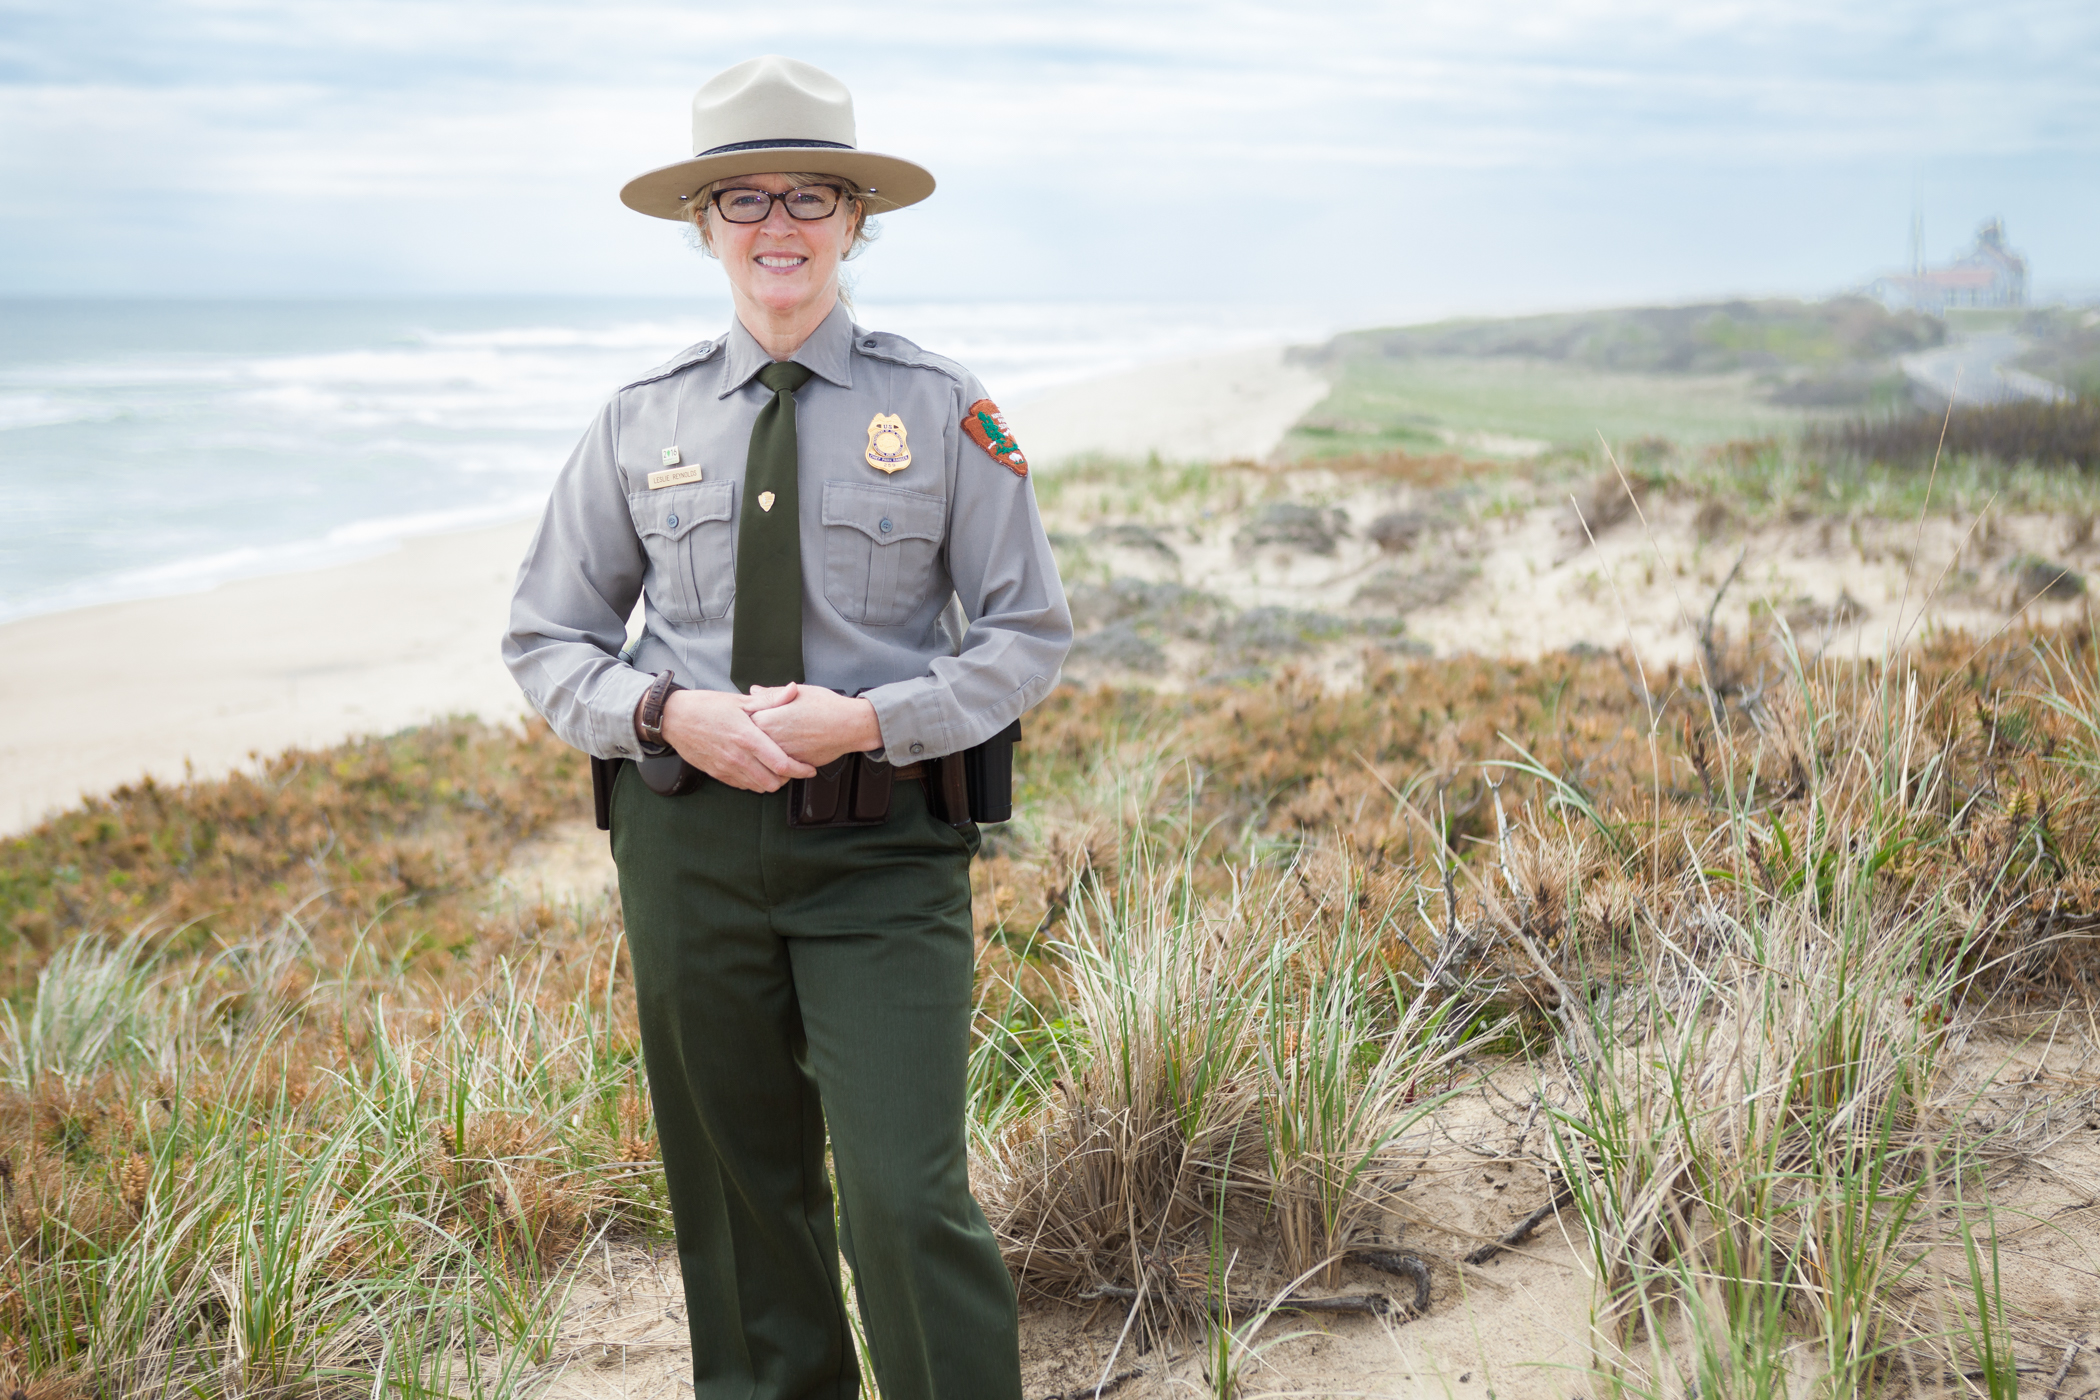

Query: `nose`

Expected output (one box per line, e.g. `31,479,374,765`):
759,194,799,236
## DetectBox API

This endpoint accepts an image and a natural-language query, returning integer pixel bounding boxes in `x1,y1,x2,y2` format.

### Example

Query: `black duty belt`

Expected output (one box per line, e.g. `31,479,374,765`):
590,720,1020,834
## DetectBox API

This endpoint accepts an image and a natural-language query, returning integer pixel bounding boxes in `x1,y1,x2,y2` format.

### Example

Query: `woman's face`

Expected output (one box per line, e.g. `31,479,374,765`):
706,172,860,322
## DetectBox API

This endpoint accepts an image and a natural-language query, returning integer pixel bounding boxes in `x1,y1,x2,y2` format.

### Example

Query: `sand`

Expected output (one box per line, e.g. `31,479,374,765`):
1002,344,1329,466
1047,465,2100,694
0,344,1327,837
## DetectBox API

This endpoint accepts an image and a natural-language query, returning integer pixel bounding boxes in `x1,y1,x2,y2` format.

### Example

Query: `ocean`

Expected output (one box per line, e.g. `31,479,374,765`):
0,297,1322,624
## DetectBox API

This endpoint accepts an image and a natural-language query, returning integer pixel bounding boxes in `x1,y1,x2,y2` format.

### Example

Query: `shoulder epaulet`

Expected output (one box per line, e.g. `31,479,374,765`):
619,338,723,393
850,328,969,387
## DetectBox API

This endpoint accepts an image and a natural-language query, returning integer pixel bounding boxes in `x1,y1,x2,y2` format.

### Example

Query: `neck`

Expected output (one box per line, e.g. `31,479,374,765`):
732,286,840,361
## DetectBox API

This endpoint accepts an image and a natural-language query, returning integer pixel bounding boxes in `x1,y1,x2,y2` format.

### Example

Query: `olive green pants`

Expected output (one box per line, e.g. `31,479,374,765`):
611,764,1021,1400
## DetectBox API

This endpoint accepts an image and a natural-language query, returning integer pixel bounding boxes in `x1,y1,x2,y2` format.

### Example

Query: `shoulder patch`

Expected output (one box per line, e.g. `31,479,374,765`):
962,399,1029,478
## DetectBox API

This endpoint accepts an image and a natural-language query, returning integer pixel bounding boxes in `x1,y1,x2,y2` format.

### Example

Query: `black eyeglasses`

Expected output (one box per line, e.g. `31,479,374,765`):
708,185,850,223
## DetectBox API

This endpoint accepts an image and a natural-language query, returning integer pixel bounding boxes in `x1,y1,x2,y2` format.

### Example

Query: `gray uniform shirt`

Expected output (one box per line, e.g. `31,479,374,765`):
503,302,1072,765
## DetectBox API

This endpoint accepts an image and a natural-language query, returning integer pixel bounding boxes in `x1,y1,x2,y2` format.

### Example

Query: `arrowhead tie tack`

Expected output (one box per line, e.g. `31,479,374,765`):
758,491,776,512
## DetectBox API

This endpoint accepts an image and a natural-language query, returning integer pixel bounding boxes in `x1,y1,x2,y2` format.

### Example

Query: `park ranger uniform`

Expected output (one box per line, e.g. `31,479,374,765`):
503,300,1070,1399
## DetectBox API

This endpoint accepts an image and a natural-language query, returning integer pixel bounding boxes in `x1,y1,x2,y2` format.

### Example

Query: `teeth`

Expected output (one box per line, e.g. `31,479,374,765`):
757,255,804,267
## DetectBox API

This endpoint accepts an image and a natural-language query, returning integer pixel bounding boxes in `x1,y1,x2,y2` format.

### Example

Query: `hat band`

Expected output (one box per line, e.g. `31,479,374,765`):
695,137,856,157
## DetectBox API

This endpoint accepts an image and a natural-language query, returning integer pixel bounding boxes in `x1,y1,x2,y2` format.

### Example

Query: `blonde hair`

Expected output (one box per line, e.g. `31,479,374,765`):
683,172,880,262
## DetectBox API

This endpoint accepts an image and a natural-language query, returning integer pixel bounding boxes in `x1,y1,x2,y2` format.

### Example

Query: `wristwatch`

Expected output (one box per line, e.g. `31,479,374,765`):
635,670,679,753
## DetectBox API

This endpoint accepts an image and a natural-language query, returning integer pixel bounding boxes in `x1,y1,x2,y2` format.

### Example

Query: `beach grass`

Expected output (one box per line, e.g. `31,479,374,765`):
1607,432,2100,526
4,617,2099,1392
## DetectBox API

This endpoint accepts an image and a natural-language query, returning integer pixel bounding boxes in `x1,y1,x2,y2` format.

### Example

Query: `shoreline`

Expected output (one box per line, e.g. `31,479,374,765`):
0,519,540,836
0,344,1328,836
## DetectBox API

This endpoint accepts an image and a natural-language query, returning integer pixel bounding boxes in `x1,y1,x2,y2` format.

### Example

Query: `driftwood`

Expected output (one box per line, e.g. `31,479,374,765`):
1348,1247,1432,1316
2046,1342,2083,1400
1076,1283,1390,1321
1464,1183,1575,1265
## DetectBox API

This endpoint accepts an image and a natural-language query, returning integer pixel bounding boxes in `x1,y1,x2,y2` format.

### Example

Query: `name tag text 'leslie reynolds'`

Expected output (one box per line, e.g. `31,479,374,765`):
648,465,704,490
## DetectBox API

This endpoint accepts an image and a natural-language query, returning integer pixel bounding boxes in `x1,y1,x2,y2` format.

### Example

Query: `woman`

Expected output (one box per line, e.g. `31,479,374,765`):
503,55,1069,1400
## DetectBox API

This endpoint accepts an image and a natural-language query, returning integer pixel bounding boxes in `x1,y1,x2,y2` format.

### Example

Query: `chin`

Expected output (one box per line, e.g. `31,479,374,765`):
755,284,825,314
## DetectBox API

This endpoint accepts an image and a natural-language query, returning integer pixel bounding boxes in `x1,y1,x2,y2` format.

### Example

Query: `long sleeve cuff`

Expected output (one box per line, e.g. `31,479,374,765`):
865,669,1054,765
591,664,657,760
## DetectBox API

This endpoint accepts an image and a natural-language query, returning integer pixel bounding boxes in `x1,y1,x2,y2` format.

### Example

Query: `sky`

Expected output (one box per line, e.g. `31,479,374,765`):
2,0,2096,322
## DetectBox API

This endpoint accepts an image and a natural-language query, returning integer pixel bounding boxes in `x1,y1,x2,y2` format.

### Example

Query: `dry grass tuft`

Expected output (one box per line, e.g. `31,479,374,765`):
1815,397,2100,471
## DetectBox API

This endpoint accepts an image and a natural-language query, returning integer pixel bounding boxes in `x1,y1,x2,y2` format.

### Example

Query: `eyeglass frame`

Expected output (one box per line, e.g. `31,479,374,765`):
704,183,856,223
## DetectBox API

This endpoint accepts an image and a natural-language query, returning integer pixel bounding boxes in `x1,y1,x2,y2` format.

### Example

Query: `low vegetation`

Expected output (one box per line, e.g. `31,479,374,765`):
1282,297,2097,474
0,720,586,997
1814,396,2100,473
2014,307,2100,401
5,607,2098,1393
1283,298,1951,460
1298,297,1943,377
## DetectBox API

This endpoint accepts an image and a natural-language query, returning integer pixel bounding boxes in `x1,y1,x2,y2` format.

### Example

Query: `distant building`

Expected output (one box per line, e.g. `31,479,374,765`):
1870,218,2029,315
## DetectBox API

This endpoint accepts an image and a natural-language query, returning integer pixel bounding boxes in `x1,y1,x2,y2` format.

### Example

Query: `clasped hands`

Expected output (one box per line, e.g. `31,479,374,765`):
658,683,883,793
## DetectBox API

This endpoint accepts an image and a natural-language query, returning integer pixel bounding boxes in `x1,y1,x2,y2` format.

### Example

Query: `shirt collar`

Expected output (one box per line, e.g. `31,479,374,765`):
718,301,856,397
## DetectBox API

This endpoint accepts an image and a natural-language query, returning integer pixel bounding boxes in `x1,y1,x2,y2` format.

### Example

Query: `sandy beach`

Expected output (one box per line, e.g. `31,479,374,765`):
0,344,1325,836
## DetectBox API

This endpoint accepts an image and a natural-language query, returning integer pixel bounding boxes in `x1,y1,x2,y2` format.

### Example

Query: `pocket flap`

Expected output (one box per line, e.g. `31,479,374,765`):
822,481,945,545
631,481,734,541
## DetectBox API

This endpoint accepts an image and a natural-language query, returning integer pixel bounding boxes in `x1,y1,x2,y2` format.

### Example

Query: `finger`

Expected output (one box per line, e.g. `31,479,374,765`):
756,745,818,780
726,714,815,778
736,754,793,789
740,682,799,711
710,750,784,792
710,703,813,775
721,767,781,793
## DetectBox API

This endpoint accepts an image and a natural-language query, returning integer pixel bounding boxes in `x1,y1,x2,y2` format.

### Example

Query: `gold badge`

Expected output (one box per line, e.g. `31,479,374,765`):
864,413,911,474
758,490,776,513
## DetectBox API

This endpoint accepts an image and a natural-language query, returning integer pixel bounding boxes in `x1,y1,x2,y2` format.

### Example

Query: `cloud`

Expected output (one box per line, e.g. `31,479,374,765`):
3,0,2095,302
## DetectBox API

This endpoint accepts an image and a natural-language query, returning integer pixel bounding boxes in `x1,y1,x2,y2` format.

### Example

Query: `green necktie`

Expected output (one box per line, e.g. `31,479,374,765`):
730,360,814,691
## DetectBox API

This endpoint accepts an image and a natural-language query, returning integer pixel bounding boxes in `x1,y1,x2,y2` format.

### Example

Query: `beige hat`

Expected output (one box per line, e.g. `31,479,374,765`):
620,56,935,221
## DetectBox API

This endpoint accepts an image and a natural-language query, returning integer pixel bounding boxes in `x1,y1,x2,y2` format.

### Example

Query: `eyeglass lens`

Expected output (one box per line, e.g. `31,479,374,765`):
714,187,841,223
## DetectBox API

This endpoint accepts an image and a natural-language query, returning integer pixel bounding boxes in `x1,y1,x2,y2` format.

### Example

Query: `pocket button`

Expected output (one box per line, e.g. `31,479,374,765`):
879,517,893,534
666,513,679,528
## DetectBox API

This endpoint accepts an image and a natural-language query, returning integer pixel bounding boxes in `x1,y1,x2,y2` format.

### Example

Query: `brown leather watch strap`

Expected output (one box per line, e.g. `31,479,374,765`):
635,670,679,751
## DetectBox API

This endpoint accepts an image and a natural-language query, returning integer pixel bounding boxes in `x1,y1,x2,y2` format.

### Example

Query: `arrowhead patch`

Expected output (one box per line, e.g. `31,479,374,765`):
962,399,1029,478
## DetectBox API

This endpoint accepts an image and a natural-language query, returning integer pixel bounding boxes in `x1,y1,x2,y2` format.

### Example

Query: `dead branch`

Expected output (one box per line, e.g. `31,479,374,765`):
1033,1370,1144,1400
2047,1340,2083,1400
1463,1182,1575,1265
1348,1247,1432,1315
1075,1283,1391,1321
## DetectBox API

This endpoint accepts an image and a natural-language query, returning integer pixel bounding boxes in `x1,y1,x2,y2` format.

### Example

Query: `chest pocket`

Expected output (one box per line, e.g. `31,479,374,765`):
821,481,946,627
630,480,736,623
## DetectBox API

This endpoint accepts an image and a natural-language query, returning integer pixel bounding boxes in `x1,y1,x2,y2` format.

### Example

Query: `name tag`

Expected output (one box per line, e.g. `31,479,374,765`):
647,465,703,490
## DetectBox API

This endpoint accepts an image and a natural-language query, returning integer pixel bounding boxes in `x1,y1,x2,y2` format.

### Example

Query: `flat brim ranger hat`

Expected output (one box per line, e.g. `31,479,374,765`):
620,55,936,220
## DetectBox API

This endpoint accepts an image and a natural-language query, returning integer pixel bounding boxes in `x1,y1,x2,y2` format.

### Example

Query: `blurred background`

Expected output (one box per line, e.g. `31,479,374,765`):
1,0,2095,631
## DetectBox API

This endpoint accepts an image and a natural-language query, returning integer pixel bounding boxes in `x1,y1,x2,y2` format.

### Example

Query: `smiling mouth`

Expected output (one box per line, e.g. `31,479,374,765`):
756,254,807,269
